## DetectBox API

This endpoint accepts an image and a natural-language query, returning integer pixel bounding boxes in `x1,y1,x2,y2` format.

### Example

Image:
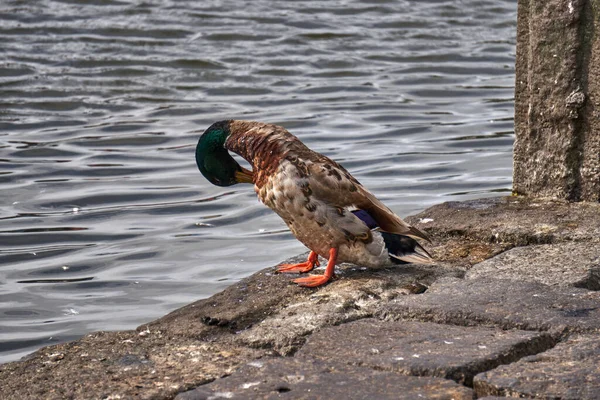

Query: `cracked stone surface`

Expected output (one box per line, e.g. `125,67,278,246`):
406,197,600,247
0,331,265,400
466,241,600,290
474,335,600,398
381,277,600,335
175,358,474,400
295,319,555,386
234,263,462,355
1,197,599,399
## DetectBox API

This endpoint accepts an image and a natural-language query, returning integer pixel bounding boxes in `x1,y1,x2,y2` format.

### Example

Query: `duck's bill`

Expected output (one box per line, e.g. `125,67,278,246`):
235,167,254,184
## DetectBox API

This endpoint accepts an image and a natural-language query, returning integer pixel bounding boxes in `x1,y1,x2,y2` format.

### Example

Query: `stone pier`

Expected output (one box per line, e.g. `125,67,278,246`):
513,0,599,201
1,197,599,399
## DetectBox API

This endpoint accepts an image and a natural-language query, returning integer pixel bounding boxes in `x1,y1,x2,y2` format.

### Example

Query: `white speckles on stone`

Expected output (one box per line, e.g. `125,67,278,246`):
240,381,261,389
247,360,264,368
419,218,434,224
208,392,235,399
47,352,64,361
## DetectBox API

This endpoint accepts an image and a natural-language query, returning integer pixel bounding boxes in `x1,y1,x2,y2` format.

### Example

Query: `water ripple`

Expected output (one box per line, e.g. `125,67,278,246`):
0,0,516,363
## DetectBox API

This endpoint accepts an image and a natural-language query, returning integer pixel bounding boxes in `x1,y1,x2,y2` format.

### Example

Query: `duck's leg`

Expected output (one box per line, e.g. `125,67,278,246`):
277,251,320,274
293,248,337,287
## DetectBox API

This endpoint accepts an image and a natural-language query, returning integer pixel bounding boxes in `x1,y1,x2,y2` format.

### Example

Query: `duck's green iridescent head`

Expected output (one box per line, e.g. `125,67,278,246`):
196,120,253,187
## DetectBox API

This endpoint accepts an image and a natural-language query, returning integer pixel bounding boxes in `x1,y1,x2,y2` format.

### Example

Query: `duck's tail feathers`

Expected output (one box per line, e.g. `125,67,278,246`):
381,232,433,265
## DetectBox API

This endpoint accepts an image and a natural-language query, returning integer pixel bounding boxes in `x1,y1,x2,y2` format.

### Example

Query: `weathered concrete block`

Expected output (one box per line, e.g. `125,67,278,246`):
296,319,555,386
0,331,265,400
474,335,600,398
466,241,600,290
514,0,600,201
233,261,461,355
3,197,600,399
406,197,600,247
381,277,600,335
176,358,474,400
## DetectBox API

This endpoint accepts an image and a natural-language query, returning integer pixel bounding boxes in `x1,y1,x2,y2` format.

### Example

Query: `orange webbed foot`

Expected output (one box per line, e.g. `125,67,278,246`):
291,248,338,288
277,251,319,274
293,274,333,287
277,261,318,274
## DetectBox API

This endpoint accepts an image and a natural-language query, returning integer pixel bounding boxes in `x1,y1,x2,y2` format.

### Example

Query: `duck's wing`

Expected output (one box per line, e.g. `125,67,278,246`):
306,156,431,243
224,120,430,242
354,182,431,242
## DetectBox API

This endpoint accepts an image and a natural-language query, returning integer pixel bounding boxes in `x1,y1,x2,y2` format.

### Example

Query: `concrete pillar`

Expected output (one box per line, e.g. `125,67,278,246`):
513,0,599,201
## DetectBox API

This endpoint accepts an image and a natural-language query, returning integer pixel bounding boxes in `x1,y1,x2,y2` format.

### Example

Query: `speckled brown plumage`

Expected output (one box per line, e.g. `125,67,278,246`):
205,119,432,287
224,120,430,242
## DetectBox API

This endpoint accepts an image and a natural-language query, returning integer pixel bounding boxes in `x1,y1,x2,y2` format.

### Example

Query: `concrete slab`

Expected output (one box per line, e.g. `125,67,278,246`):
466,241,600,290
474,335,600,399
176,358,474,400
381,277,600,335
296,319,555,386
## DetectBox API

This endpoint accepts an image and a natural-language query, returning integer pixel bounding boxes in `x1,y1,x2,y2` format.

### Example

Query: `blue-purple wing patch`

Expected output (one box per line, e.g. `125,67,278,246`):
351,209,379,230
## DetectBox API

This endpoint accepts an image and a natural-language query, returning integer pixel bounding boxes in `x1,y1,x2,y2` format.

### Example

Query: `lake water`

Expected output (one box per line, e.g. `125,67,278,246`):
0,0,516,363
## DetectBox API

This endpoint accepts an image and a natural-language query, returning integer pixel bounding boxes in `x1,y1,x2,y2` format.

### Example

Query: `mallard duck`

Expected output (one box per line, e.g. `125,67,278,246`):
196,120,432,287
